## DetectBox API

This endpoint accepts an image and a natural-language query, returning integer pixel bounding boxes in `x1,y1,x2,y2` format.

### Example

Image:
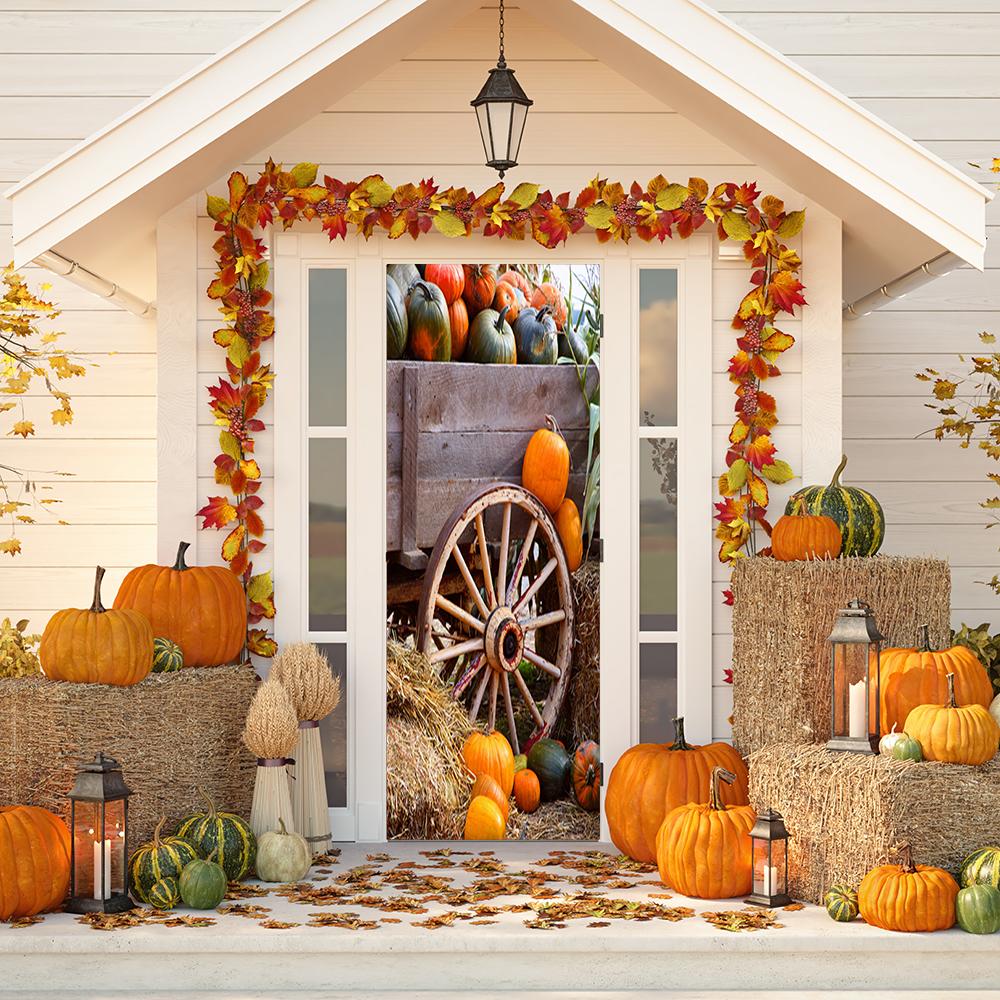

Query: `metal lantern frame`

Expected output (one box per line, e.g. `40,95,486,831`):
826,597,884,755
66,752,134,914
745,809,792,907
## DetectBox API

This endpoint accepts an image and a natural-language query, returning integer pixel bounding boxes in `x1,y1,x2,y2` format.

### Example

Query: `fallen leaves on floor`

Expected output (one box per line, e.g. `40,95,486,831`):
217,903,272,919
161,915,216,928
306,911,379,930
701,907,783,933
225,882,271,899
2,915,43,929
525,894,695,928
259,919,300,929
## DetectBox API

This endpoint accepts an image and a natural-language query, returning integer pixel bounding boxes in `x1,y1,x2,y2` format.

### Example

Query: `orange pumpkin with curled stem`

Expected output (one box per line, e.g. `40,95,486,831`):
903,672,999,765
770,513,842,561
522,415,570,514
859,844,958,932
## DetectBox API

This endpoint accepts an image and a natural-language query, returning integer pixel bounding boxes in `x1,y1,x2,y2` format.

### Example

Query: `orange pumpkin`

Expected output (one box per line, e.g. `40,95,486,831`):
555,498,583,572
770,513,842,561
606,717,749,863
874,625,993,735
498,269,532,298
0,806,71,919
522,415,570,514
859,844,958,932
447,297,470,359
571,740,600,812
463,795,506,840
530,282,568,330
462,264,497,314
513,769,541,813
492,282,522,324
423,263,465,305
114,541,246,667
472,773,510,822
462,730,515,797
40,567,153,686
655,766,755,898
903,672,999,765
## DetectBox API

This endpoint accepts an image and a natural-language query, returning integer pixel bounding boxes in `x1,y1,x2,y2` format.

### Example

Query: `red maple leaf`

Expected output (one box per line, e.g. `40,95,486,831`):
745,435,777,469
198,496,237,529
768,271,807,314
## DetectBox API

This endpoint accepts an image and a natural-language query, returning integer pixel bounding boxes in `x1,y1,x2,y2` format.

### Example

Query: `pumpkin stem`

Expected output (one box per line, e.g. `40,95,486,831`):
196,785,217,819
917,623,931,652
543,413,563,439
667,716,692,752
495,304,511,331
276,817,289,835
946,671,957,709
152,816,166,849
898,843,917,874
829,454,849,488
90,566,107,613
174,541,191,571
709,766,737,811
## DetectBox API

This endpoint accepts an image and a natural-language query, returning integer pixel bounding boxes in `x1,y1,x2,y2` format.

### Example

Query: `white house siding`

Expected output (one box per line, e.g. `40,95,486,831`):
708,0,1000,641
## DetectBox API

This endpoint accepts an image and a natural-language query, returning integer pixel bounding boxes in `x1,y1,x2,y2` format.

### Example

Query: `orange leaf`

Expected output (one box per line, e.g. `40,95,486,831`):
222,523,245,562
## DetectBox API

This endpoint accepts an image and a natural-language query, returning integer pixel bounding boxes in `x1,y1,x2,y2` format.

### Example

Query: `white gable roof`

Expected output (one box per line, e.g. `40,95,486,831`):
4,0,990,303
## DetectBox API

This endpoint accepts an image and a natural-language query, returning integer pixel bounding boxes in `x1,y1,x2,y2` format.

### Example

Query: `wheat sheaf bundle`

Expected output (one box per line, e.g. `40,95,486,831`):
242,679,299,758
271,642,341,723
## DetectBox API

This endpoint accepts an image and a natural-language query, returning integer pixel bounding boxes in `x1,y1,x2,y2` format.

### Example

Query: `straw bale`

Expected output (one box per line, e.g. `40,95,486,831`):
271,642,341,722
731,556,950,756
0,666,257,846
749,742,1000,904
568,560,600,746
508,798,600,841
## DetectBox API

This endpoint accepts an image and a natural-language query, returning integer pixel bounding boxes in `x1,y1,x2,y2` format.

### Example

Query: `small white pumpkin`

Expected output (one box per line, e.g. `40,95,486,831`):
255,818,311,883
878,722,907,756
990,693,1000,733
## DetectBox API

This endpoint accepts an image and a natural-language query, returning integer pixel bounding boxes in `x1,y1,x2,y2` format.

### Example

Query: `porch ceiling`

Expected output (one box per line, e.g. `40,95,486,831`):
3,0,991,304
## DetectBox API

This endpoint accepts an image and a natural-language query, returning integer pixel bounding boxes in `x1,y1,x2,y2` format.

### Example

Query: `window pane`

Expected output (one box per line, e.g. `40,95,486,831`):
638,269,678,427
309,438,347,632
309,268,347,427
639,438,677,632
316,643,347,809
639,643,678,743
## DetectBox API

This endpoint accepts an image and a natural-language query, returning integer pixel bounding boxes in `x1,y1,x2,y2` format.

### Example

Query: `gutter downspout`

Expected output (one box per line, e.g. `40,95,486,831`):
842,250,965,320
34,250,156,319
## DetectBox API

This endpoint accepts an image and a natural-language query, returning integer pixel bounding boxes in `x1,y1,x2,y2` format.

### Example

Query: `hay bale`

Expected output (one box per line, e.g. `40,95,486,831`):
731,556,950,756
568,560,600,746
0,666,258,846
749,743,1000,904
508,798,600,842
386,641,473,840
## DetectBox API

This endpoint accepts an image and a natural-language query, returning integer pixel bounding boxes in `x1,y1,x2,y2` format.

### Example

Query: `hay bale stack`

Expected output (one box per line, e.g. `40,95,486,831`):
568,560,600,746
508,799,601,842
386,641,473,840
731,556,950,756
0,666,258,846
750,743,1000,904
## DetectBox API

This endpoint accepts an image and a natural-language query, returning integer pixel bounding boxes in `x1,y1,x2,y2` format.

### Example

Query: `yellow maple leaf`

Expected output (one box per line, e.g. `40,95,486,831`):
9,420,34,438
0,538,21,557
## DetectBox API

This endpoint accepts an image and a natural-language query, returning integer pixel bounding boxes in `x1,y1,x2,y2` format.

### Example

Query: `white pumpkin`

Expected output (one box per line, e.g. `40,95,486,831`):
255,818,311,883
990,693,1000,733
878,722,907,756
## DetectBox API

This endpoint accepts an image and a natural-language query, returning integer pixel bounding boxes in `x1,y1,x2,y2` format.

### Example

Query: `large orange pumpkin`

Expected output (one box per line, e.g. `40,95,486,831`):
462,264,498,314
770,513,842,561
0,806,71,919
40,566,153,686
859,844,958,932
555,498,583,572
423,263,465,305
462,730,515,797
606,717,749,863
530,282,568,330
655,766,755,898
464,796,505,840
114,541,246,667
874,625,993,735
904,672,999,765
522,415,570,514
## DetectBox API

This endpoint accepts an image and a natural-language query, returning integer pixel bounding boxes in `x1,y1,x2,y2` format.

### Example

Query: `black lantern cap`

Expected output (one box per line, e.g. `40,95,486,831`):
828,598,885,645
67,752,133,802
749,809,789,841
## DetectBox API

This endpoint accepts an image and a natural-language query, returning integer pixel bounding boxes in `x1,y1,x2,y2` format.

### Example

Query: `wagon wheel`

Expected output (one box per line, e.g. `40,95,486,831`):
416,482,574,753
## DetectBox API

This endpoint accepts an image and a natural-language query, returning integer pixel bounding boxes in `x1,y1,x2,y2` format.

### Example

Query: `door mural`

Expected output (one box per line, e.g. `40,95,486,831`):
385,262,601,841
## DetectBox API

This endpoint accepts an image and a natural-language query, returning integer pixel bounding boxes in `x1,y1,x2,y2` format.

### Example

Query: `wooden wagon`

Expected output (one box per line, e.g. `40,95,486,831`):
386,359,595,751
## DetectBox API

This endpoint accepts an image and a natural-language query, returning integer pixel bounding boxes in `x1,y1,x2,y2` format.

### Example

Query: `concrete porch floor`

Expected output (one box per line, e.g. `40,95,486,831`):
1,842,997,995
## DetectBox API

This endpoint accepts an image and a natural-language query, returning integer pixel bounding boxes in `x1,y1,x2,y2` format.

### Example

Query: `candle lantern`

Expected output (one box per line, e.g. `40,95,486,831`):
745,809,792,907
826,598,884,754
66,752,133,914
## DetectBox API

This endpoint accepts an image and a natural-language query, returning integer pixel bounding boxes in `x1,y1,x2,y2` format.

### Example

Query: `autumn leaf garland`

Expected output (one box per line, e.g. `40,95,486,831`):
201,162,806,656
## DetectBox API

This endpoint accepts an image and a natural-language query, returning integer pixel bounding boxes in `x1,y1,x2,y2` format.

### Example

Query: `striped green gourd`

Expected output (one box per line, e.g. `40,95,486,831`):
956,884,1000,934
960,846,1000,890
175,787,256,882
785,454,884,557
129,818,198,903
824,884,859,922
152,636,183,673
147,876,180,910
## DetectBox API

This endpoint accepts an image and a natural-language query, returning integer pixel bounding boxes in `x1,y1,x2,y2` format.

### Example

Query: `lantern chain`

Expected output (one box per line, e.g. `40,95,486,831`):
497,0,506,68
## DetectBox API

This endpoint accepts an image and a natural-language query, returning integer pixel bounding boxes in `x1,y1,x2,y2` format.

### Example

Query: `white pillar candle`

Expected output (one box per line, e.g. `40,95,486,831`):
761,864,777,897
92,838,111,900
848,679,867,739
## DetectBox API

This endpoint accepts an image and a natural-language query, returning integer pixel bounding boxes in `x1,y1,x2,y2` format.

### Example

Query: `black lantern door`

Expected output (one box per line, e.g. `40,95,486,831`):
826,598,884,754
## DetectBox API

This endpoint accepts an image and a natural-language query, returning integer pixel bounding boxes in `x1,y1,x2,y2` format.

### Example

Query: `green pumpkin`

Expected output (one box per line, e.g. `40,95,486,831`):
129,818,199,903
960,846,1000,889
527,738,571,802
824,884,859,922
147,876,180,911
956,883,1000,934
785,454,884,556
465,305,516,365
175,787,256,882
152,636,183,673
407,280,451,362
513,754,528,774
889,733,923,762
559,326,589,364
513,305,558,365
179,856,228,910
387,263,420,297
386,275,408,360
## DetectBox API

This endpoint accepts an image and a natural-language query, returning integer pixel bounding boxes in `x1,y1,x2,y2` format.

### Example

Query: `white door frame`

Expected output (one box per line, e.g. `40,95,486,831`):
274,229,712,843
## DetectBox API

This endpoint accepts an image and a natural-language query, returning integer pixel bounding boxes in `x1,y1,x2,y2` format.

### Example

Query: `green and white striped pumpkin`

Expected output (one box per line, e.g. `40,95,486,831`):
960,846,1000,890
824,884,859,922
956,884,1000,935
175,788,256,882
147,876,180,910
152,636,183,673
129,818,198,903
785,454,884,557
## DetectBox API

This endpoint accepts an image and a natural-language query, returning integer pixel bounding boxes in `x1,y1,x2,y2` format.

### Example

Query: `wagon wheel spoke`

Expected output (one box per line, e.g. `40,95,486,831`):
522,647,562,679
469,666,491,722
453,653,485,698
476,513,496,610
505,518,538,605
497,502,511,606
502,673,519,755
435,594,485,634
519,609,566,631
452,543,490,620
512,556,557,615
487,671,499,730
512,667,545,728
428,635,484,664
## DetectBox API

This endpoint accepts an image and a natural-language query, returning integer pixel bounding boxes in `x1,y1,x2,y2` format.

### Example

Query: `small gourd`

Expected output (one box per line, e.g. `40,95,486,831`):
956,884,1000,935
513,769,541,813
178,854,227,910
255,818,311,883
878,722,906,756
889,732,923,762
147,876,180,911
824,884,859,922
152,637,183,673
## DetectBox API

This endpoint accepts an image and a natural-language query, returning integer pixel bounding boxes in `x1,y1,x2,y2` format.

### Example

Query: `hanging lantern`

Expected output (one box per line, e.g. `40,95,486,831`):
66,753,133,914
745,809,792,907
471,0,532,179
826,598,884,754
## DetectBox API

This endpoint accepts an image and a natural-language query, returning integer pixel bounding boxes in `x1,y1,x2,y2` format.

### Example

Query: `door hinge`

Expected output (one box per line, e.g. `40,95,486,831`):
598,313,604,339
592,537,604,563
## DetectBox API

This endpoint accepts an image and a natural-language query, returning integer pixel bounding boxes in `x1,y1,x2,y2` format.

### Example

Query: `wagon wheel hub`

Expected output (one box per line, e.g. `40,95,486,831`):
484,606,523,674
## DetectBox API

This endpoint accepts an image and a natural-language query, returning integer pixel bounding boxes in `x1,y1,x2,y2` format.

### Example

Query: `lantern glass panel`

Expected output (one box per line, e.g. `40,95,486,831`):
487,101,513,161
475,104,491,160
752,837,773,897
510,102,528,160
832,640,871,740
72,800,99,900
105,799,127,897
770,837,787,896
